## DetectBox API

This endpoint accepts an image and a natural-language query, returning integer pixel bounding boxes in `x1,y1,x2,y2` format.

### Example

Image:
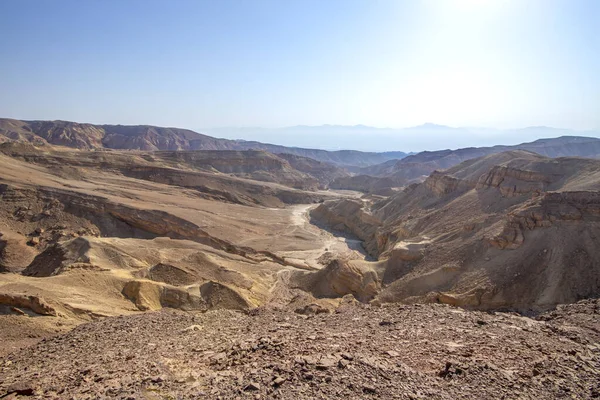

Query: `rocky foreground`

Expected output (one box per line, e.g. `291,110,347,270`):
1,299,599,399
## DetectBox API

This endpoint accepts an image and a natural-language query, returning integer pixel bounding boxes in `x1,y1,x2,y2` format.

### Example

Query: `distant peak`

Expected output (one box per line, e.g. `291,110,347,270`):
411,123,452,130
284,124,378,130
520,126,567,131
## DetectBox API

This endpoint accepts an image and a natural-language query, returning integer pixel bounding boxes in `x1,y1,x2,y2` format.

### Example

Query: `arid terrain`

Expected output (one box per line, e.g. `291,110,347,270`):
1,300,599,399
1,120,599,399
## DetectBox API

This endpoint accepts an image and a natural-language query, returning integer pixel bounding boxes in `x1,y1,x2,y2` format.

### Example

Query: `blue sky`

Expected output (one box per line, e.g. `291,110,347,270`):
1,0,599,142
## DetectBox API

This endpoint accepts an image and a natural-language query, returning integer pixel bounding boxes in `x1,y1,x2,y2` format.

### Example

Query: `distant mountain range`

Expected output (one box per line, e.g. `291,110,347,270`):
204,124,600,152
0,119,407,167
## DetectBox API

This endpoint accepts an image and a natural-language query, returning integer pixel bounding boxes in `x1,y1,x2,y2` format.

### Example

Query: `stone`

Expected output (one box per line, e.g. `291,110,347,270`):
244,382,260,391
363,385,377,394
316,356,337,370
10,306,27,316
295,303,330,315
272,376,285,387
6,381,35,396
181,324,203,332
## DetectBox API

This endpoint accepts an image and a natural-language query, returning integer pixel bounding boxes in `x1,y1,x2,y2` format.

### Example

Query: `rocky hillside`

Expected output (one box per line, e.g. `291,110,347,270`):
1,300,598,399
0,119,406,167
353,136,600,189
310,151,600,312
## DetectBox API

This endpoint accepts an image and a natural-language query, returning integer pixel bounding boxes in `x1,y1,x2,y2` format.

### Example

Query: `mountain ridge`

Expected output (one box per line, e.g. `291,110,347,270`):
0,118,408,167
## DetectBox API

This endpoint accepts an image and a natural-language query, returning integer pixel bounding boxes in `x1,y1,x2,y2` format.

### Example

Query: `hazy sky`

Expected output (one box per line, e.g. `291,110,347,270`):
1,0,599,133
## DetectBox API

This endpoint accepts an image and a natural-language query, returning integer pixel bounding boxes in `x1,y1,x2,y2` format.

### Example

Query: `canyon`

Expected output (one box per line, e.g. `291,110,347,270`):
0,120,599,399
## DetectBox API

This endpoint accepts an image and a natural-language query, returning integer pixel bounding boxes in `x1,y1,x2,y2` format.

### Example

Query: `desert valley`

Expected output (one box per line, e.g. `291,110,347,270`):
0,118,598,398
3,0,600,397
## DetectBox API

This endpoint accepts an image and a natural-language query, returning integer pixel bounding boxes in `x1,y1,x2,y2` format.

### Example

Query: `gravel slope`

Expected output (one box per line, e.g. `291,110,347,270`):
1,299,598,399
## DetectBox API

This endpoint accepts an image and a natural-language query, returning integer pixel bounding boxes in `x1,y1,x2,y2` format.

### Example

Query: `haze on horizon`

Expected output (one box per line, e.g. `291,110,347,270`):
1,0,599,151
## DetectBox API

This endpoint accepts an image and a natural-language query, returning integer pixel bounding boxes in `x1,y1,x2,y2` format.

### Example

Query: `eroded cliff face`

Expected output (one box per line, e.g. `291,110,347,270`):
423,171,476,196
487,191,600,249
476,165,555,197
121,279,252,312
0,293,57,316
289,259,380,302
310,199,383,257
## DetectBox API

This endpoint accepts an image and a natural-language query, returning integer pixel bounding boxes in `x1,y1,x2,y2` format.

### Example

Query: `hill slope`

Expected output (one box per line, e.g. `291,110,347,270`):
311,151,600,312
351,136,600,189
